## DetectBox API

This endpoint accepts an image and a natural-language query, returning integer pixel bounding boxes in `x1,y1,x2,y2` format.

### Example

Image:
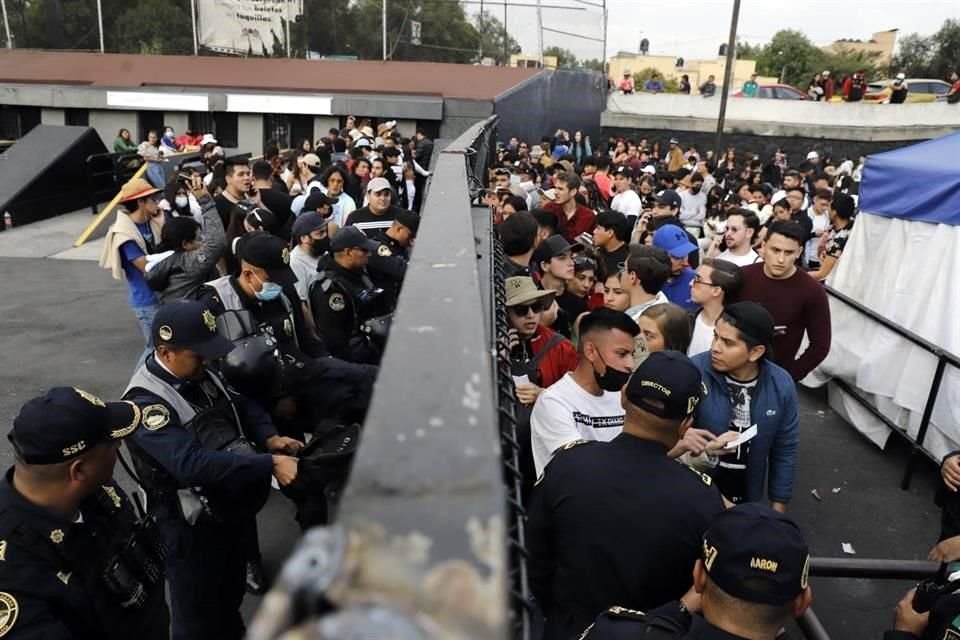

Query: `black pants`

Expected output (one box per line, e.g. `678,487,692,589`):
159,516,251,640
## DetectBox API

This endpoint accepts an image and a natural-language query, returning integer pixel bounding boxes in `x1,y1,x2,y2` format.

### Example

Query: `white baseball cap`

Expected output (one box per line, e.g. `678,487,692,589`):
806,151,819,160
201,133,218,145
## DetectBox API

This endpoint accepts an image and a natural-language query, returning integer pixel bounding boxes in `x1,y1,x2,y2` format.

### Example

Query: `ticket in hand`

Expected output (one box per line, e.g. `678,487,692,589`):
725,424,758,449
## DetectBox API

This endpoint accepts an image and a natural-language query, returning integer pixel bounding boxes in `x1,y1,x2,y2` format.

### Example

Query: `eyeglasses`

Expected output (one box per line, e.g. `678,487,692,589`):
574,257,596,269
693,275,717,287
509,301,546,316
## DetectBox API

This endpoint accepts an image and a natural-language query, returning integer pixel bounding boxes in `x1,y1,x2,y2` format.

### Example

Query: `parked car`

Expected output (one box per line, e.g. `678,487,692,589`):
732,83,808,99
864,79,951,103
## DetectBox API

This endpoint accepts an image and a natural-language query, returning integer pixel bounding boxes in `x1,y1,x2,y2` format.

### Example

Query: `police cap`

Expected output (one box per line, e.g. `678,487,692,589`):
702,503,810,605
237,231,297,287
9,388,141,464
331,226,379,253
152,300,235,359
395,209,420,235
624,351,703,419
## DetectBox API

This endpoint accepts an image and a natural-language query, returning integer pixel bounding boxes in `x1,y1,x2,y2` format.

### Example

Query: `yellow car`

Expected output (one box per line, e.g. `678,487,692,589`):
864,79,951,103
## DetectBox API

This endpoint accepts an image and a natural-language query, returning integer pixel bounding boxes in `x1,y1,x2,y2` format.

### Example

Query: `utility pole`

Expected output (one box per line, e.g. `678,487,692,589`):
502,1,507,66
536,0,543,67
601,0,608,70
714,0,741,156
96,0,104,53
285,0,291,58
382,0,388,60
478,0,483,60
1,0,12,49
190,0,198,55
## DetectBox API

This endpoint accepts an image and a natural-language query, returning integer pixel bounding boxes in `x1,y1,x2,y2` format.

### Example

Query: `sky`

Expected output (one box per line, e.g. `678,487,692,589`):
464,0,960,63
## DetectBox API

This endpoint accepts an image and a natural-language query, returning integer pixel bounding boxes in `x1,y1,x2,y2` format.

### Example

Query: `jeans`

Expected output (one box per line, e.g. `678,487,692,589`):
145,162,167,189
133,304,160,371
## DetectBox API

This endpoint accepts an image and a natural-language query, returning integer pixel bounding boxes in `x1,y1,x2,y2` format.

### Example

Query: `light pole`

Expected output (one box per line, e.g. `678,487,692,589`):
1,0,12,49
714,0,741,156
382,0,388,61
778,50,786,83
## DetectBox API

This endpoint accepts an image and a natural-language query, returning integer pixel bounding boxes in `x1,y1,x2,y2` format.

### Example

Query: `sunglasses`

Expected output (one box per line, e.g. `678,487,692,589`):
574,257,596,270
509,301,547,316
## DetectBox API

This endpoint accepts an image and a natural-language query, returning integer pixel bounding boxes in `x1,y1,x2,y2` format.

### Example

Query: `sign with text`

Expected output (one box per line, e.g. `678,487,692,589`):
197,0,303,55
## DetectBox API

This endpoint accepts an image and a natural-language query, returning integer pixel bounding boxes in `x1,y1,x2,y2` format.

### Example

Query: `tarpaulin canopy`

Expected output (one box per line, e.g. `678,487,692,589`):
859,131,960,226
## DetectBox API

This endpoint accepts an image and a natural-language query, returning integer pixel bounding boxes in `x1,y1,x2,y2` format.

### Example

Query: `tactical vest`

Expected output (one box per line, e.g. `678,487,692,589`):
848,76,866,101
206,275,300,350
125,365,264,523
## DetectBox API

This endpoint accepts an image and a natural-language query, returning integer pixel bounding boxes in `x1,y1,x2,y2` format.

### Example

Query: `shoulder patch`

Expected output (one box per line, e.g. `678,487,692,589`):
377,244,392,257
102,485,122,509
142,404,171,431
0,592,17,637
561,439,590,451
0,541,6,562
606,605,646,620
678,461,713,486
329,293,346,312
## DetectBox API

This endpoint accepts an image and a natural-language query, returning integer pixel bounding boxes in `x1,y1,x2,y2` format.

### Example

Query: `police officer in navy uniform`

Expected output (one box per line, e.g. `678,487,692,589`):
199,231,376,439
310,226,393,364
0,387,169,639
122,300,303,640
527,351,725,640
579,504,813,639
368,209,419,312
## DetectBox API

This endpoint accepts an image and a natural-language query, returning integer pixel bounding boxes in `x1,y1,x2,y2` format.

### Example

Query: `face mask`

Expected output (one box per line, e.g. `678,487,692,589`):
510,174,522,185
175,195,189,208
310,237,330,256
252,272,282,301
591,349,631,392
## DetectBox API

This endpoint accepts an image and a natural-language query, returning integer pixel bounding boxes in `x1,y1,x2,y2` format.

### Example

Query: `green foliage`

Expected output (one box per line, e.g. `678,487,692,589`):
475,11,521,65
753,30,821,86
632,67,680,93
818,46,883,83
896,19,960,79
735,40,763,60
113,0,193,56
580,58,605,73
543,45,577,68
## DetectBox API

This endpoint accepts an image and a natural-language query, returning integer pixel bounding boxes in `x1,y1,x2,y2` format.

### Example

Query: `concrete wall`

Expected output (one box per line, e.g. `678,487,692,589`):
440,99,494,141
237,114,263,155
313,116,339,143
41,108,65,126
88,109,137,149
495,69,605,144
164,112,190,135
603,92,960,141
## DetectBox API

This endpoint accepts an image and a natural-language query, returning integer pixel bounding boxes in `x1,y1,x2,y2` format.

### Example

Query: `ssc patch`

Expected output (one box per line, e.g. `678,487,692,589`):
202,309,217,332
329,293,346,311
0,592,18,637
142,404,171,431
377,244,392,257
102,485,122,509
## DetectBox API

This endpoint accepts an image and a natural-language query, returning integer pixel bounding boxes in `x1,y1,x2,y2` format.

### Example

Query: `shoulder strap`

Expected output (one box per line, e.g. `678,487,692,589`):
527,333,565,371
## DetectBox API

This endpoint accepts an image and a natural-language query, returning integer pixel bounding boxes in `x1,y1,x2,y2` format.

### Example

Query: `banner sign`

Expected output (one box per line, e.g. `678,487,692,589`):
197,0,303,55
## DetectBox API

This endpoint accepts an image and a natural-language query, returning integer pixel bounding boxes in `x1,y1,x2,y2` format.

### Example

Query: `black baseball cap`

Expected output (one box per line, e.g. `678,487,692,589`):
533,234,583,265
9,387,141,464
303,191,338,215
614,166,635,179
721,302,775,349
291,211,328,239
331,226,379,253
152,300,235,359
624,351,704,419
702,503,810,605
395,209,421,235
653,189,682,209
237,231,297,287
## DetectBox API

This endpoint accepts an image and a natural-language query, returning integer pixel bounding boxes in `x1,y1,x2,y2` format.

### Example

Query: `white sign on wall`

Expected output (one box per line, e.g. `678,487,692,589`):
197,0,303,55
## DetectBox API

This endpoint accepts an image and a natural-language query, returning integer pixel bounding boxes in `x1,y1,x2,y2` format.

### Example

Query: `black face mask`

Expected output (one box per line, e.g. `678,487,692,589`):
310,237,331,257
592,350,631,392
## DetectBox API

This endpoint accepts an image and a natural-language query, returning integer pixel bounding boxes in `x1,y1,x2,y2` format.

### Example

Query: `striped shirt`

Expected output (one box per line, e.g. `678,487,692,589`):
345,205,403,237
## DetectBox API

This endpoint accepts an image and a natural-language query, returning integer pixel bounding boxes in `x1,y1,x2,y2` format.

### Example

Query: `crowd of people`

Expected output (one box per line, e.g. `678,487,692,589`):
491,130,951,638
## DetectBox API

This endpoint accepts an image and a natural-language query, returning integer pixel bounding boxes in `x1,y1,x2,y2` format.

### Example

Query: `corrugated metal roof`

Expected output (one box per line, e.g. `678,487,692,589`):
0,50,540,100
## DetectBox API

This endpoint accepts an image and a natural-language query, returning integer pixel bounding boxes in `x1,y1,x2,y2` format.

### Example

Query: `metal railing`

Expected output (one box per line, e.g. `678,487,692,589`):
824,284,960,489
84,151,143,214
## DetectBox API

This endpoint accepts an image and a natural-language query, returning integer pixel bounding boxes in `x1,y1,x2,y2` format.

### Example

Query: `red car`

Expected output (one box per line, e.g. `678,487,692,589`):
732,83,808,99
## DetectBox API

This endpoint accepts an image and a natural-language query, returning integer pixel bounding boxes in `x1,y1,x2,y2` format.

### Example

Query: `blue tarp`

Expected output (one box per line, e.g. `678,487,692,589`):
859,132,960,226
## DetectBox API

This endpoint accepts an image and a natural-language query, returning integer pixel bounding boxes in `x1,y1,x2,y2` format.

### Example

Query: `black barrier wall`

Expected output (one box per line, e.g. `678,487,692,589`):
496,69,606,145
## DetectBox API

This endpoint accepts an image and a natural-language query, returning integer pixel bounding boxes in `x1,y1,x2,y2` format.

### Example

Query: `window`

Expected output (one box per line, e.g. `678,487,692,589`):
188,111,215,137
758,87,774,99
775,87,804,100
65,108,89,127
0,106,40,139
289,115,313,149
263,114,290,149
213,113,238,148
138,110,165,142
929,82,949,95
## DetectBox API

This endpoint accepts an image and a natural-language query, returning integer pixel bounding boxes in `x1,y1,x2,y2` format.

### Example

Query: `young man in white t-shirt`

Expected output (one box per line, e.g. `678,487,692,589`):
530,308,639,475
709,208,761,267
610,166,642,219
687,258,744,356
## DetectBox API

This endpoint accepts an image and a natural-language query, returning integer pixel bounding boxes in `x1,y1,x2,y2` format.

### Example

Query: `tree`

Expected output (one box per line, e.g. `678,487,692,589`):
818,46,884,84
735,40,763,61
580,58,605,73
892,32,936,77
114,0,193,55
543,45,577,68
632,67,680,93
930,19,960,80
754,30,821,87
474,11,521,65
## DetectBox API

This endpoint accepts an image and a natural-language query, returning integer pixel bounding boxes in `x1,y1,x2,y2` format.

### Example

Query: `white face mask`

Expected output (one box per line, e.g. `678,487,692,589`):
175,195,189,208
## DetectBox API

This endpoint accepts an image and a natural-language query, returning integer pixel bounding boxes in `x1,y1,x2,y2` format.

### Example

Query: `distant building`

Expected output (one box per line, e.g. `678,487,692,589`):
510,54,558,69
607,52,778,93
821,29,898,66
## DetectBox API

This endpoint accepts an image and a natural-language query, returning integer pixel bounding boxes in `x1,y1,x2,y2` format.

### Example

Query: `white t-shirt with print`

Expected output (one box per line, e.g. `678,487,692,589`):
688,312,715,356
716,248,761,267
530,373,625,475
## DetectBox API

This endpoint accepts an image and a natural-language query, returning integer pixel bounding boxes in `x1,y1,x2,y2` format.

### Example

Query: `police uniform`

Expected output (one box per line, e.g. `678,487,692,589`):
579,503,811,639
366,210,419,313
309,227,392,364
199,232,376,439
122,301,280,640
526,352,724,640
0,387,169,639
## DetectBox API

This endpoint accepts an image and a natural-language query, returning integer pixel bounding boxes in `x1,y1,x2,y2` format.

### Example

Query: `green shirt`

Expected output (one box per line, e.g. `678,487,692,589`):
743,80,759,97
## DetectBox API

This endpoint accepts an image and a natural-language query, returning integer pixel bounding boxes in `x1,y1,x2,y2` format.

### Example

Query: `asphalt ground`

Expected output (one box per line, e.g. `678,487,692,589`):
0,254,944,638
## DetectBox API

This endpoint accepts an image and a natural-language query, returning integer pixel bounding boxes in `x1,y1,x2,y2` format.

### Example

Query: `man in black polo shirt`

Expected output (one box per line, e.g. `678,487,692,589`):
593,209,630,278
345,177,405,237
251,159,293,235
498,211,540,278
215,158,253,228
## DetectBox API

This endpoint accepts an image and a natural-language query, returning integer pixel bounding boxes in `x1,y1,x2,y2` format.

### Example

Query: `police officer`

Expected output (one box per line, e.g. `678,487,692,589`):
580,504,813,639
0,387,169,639
200,231,376,438
122,300,302,640
310,226,393,364
526,351,725,640
368,209,419,312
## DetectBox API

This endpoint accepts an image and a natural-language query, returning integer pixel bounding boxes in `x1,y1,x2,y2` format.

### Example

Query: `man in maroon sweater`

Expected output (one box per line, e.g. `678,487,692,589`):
740,220,831,381
543,171,596,242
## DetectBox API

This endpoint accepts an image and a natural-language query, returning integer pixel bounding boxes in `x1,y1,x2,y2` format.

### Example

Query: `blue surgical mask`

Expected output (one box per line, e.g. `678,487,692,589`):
252,272,282,301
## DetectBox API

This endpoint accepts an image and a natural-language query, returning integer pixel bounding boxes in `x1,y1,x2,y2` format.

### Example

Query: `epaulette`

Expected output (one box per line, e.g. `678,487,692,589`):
676,460,713,486
560,439,592,452
605,605,646,620
577,606,647,639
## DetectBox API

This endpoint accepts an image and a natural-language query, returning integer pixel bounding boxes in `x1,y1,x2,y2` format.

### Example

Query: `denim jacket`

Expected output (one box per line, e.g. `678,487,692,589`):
689,352,799,504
